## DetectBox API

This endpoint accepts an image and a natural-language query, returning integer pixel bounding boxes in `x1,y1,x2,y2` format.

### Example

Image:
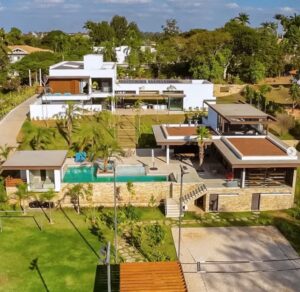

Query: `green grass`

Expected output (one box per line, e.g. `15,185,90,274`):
217,85,293,105
2,206,300,290
137,114,186,147
0,209,106,291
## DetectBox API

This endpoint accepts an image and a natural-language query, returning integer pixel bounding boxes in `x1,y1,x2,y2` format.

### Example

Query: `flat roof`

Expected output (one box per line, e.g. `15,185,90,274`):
2,150,68,170
120,261,187,292
227,137,287,156
208,103,270,119
52,61,84,70
214,139,300,168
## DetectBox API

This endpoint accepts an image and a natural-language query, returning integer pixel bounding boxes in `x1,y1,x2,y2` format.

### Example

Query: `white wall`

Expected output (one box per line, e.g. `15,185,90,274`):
206,107,218,130
54,169,61,192
30,104,102,119
115,80,214,110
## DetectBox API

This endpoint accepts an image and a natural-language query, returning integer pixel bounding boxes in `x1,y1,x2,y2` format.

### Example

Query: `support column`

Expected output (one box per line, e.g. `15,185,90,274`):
166,145,170,165
241,168,246,188
292,168,297,195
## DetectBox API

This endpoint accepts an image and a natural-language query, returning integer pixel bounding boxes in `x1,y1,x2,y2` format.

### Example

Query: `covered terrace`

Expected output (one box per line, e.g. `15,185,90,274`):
1,150,68,192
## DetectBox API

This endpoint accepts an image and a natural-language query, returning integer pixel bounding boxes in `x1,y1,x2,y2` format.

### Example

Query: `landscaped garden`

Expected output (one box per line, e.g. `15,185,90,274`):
1,201,300,291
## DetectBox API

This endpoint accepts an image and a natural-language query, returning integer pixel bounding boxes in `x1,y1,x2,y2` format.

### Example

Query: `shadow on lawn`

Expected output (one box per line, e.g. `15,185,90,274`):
29,258,50,292
60,207,100,259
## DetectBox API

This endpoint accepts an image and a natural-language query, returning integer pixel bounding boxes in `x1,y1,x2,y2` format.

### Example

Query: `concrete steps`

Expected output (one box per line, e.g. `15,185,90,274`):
165,198,181,218
165,184,208,218
182,184,207,204
117,115,136,149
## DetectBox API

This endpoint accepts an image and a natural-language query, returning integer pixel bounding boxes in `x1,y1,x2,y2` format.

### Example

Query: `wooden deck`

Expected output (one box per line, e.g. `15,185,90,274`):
120,261,187,292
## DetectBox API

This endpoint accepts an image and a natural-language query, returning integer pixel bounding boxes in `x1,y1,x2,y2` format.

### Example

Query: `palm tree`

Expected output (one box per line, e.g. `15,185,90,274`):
196,126,211,171
30,128,53,150
15,183,31,214
235,13,250,26
133,99,144,136
260,22,278,35
0,144,14,163
56,102,81,147
258,85,271,112
289,83,300,112
64,184,92,214
40,189,56,224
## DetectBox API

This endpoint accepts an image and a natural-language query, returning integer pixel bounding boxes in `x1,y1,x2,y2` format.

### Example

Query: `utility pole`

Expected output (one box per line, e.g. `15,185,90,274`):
178,165,189,262
113,161,118,264
39,68,42,86
28,69,32,87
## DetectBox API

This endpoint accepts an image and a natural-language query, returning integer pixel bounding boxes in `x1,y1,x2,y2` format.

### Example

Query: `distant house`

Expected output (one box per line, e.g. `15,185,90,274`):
7,45,53,63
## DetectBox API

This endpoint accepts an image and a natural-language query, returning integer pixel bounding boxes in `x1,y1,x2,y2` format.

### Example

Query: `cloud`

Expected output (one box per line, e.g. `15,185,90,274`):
226,2,239,9
33,0,65,8
0,2,5,11
280,6,297,14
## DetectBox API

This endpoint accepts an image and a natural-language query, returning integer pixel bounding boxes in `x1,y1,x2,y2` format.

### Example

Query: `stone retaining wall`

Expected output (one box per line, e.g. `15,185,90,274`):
6,183,294,212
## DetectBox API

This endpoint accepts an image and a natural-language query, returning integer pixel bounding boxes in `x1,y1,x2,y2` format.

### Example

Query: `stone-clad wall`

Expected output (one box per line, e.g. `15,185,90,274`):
260,194,294,211
6,183,294,212
58,182,200,207
207,187,294,212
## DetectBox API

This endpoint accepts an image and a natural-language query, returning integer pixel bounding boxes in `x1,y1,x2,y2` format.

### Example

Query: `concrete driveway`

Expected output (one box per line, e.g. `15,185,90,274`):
0,94,38,147
172,226,300,292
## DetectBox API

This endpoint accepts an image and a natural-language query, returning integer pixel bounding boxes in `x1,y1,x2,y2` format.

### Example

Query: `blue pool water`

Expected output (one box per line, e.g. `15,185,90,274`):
63,166,168,183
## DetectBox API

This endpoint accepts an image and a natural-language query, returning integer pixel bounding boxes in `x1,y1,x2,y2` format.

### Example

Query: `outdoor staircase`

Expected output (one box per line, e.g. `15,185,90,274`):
165,198,181,218
165,183,208,218
117,115,136,149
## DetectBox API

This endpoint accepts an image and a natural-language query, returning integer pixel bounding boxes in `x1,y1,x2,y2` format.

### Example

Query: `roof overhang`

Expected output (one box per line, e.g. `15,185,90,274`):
1,150,68,170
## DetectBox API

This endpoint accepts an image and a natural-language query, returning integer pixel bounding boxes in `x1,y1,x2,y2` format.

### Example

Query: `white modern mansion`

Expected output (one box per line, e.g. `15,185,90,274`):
30,54,215,119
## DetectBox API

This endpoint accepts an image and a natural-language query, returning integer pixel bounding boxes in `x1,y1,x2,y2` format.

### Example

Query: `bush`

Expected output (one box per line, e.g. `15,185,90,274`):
144,223,165,246
124,204,140,222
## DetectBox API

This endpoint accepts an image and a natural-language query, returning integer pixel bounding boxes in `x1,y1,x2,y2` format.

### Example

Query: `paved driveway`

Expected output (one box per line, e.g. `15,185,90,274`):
0,94,37,147
172,226,300,292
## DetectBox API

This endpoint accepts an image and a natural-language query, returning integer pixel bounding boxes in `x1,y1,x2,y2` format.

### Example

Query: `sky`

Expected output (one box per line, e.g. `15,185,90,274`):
0,0,298,33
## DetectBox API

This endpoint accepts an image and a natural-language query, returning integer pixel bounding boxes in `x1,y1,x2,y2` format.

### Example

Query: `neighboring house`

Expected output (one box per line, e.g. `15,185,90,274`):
93,46,131,64
30,54,215,119
7,45,52,63
153,102,300,213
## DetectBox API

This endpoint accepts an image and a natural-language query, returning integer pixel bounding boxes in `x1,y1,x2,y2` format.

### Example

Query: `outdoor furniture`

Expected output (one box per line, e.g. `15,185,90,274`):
75,152,87,163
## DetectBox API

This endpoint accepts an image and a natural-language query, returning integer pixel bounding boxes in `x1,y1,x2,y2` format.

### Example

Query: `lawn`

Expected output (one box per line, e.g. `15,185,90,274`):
217,85,293,105
0,209,106,291
0,206,176,291
1,205,300,290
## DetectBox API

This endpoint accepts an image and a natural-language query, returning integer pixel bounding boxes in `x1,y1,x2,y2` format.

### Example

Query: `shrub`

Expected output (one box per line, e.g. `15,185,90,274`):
144,222,166,246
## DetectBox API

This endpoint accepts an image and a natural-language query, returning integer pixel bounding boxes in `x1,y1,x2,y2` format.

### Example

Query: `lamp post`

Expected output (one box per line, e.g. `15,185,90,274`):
113,161,118,264
178,164,189,262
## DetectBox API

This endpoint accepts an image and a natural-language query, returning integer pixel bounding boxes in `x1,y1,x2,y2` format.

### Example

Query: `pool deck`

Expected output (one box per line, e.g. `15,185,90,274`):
64,148,201,183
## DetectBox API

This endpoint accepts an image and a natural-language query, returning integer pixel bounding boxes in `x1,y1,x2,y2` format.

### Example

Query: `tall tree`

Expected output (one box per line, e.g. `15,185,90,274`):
64,184,92,214
110,15,128,45
196,126,211,171
234,13,250,26
14,183,31,214
0,28,8,72
162,19,180,37
289,83,300,112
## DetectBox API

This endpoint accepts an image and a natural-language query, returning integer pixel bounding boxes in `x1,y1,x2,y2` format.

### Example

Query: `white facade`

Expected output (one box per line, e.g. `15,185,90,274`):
30,54,216,119
115,80,213,110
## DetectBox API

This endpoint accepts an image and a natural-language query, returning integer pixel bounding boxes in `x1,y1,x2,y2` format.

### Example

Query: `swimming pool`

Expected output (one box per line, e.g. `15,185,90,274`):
63,166,168,183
